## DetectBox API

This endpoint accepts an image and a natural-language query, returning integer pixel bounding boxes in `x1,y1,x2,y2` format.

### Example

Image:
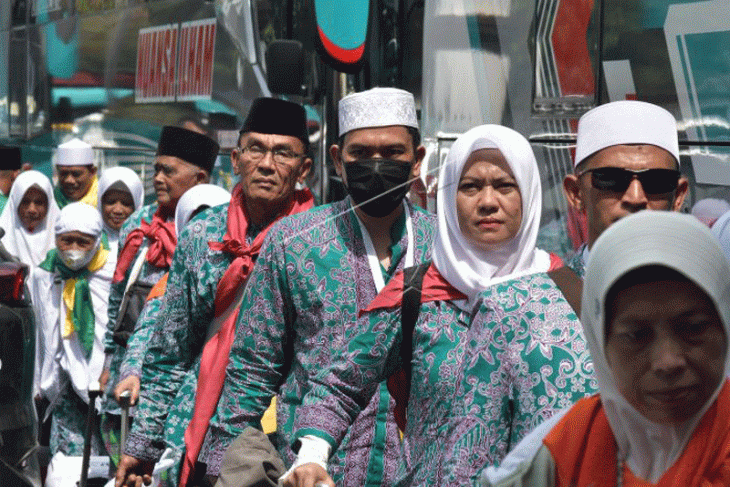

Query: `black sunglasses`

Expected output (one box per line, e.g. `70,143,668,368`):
579,167,681,194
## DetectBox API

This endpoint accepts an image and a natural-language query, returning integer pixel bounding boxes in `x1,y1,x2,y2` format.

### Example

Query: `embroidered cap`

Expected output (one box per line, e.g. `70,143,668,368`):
574,100,679,167
157,126,220,173
338,87,419,136
55,138,95,167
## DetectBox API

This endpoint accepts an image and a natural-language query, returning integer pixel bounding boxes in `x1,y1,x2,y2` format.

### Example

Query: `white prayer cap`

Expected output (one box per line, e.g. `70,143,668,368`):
174,184,231,238
691,198,730,227
55,202,103,238
97,166,144,212
55,138,95,167
574,100,679,167
338,87,419,136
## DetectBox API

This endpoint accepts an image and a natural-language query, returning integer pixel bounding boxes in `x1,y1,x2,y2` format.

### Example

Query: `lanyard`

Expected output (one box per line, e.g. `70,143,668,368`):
355,203,414,293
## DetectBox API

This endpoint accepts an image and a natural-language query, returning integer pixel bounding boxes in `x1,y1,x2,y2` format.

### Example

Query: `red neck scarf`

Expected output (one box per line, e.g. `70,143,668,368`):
377,255,564,431
180,185,314,486
362,253,563,314
113,207,176,283
361,263,467,315
545,381,730,487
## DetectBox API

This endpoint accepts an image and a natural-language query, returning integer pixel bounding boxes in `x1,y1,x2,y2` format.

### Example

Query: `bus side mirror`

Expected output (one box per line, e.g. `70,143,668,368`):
265,40,306,96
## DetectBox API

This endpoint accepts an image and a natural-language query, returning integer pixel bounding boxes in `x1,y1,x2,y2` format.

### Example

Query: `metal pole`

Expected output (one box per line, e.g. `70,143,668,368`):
79,384,103,487
118,390,132,460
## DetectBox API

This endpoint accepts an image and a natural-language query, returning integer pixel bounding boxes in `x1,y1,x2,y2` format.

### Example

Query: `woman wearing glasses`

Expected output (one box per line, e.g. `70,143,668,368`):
483,211,730,487
282,125,587,486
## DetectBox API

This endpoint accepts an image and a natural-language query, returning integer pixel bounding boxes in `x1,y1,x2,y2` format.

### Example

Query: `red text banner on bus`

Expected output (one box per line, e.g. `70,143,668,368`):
135,19,217,103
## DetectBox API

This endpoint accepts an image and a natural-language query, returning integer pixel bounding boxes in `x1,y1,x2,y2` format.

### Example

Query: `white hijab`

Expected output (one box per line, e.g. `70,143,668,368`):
97,166,144,249
583,211,730,482
97,166,144,213
55,202,105,252
174,184,231,239
432,124,550,306
0,170,61,266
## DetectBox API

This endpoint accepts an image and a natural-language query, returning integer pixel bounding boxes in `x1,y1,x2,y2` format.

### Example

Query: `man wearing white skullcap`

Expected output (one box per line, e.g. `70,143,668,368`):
201,88,435,487
563,100,689,273
31,202,115,458
54,138,99,208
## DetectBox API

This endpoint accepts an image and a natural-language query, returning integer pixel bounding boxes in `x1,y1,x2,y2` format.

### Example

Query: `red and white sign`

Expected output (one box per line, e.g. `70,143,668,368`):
136,24,179,102
135,19,216,103
178,19,217,101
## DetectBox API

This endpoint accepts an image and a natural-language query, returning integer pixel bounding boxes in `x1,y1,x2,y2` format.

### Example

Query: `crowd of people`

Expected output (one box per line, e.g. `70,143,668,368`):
0,88,729,487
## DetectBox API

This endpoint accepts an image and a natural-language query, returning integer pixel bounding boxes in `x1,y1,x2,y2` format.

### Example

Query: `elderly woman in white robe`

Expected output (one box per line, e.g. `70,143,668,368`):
32,202,116,457
0,170,60,266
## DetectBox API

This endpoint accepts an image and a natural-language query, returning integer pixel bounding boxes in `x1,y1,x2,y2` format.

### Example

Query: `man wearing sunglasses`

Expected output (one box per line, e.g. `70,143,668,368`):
563,100,689,269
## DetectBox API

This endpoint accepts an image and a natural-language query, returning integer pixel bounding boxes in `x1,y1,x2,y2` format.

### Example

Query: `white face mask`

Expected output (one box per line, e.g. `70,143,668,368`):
60,248,95,271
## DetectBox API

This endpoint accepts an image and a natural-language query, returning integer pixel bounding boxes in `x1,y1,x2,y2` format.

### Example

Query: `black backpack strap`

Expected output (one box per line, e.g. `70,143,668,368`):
400,261,430,395
547,265,583,317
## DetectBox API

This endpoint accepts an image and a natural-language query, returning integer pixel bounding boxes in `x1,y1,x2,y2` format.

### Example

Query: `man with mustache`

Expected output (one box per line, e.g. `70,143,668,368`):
114,99,315,487
196,88,436,487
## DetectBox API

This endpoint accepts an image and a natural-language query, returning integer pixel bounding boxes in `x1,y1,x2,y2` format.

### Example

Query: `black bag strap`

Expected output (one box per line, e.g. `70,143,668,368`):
547,265,583,317
400,261,430,394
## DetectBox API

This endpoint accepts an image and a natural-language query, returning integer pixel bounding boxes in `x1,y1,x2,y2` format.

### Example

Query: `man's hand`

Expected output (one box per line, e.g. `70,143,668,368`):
115,454,155,487
99,367,110,392
115,375,141,406
279,463,334,487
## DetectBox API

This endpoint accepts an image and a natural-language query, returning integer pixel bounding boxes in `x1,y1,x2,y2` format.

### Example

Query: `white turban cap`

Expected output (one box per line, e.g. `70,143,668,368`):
338,87,419,136
575,100,679,167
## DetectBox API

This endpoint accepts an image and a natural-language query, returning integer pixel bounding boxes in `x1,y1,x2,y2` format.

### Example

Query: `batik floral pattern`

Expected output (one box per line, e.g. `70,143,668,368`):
293,269,595,486
200,199,436,486
125,204,231,462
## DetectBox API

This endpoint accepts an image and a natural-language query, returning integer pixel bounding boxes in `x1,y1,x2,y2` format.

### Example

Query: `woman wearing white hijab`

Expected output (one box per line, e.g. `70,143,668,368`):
99,184,230,470
0,170,61,266
97,166,144,255
31,202,115,458
483,210,730,486
173,183,232,238
283,125,577,487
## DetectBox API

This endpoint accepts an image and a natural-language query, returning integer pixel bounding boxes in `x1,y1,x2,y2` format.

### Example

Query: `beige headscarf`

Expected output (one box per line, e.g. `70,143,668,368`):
582,211,730,482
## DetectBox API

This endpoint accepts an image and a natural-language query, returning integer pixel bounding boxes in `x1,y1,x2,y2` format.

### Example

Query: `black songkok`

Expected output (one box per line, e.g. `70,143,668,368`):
157,126,219,173
239,98,308,147
0,146,22,171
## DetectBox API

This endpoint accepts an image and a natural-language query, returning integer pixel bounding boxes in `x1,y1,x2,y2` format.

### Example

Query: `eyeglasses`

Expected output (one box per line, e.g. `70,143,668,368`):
238,145,304,164
579,167,681,194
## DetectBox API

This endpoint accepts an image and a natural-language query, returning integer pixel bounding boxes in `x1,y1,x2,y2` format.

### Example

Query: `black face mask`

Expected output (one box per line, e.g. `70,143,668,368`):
343,159,413,218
